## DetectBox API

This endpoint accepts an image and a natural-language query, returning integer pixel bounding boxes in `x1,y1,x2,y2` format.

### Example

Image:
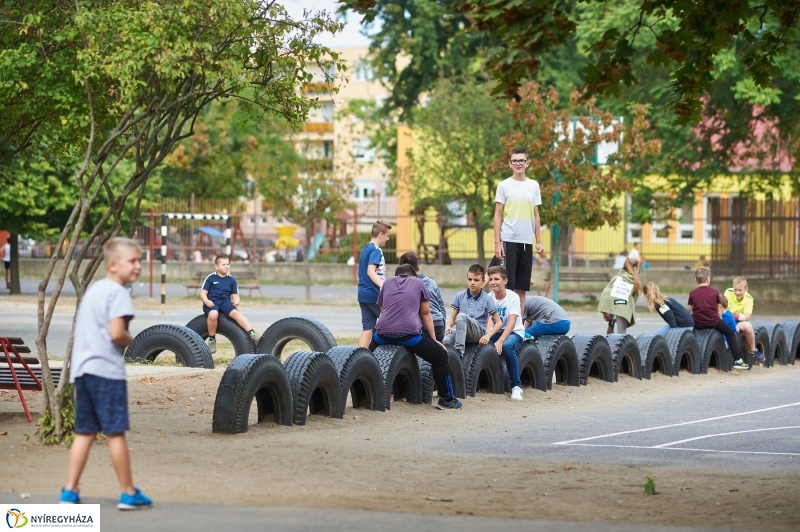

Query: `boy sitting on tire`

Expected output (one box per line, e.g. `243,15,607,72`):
370,264,463,410
201,255,257,354
723,276,765,364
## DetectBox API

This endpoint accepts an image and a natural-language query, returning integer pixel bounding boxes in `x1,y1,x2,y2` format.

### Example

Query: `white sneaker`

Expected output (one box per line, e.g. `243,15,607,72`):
510,386,523,401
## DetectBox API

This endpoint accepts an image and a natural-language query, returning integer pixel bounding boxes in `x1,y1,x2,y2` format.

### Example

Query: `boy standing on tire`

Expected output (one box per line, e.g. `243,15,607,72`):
61,238,152,509
688,267,748,370
201,255,257,354
398,251,447,341
493,147,544,312
723,276,765,364
370,264,462,410
357,220,392,348
486,265,525,401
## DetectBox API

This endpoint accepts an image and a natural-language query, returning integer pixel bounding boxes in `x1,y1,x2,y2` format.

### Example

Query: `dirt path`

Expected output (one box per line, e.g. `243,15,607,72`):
2,364,798,531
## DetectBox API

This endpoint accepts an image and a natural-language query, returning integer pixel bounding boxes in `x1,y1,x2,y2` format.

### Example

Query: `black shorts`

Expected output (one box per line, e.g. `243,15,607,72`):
3,261,9,271
502,242,533,292
203,299,237,316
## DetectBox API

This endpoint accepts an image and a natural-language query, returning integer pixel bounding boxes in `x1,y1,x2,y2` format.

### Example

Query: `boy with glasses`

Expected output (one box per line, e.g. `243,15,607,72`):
493,146,544,311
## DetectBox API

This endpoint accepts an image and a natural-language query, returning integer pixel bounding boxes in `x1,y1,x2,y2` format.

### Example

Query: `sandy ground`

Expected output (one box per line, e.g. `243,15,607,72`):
2,364,798,531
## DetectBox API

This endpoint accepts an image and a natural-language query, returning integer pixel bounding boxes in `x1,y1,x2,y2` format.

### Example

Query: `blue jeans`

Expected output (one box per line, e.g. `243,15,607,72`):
490,330,523,388
525,320,570,339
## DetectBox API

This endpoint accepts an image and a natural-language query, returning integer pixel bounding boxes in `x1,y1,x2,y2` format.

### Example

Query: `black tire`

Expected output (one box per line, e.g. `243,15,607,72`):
753,325,772,367
607,334,642,380
781,321,799,364
283,351,343,425
446,348,466,399
636,334,673,379
505,340,547,393
760,323,787,366
124,324,214,369
418,357,434,404
694,329,731,373
327,346,385,412
257,317,337,359
664,328,701,376
463,344,505,397
571,335,614,385
535,335,580,390
186,313,257,357
419,347,466,402
212,354,293,433
372,345,422,410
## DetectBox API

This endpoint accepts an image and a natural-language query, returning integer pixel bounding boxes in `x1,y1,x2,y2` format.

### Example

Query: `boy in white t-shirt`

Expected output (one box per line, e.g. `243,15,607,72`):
486,265,525,401
61,238,152,509
493,146,544,312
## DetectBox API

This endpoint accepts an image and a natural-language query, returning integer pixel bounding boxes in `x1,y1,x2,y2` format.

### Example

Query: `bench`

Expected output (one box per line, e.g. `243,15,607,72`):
184,271,263,297
536,271,611,296
0,336,62,423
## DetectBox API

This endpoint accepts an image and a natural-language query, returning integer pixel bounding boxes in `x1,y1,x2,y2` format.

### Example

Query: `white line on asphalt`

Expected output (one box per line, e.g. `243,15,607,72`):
557,443,800,457
653,425,800,448
552,401,800,445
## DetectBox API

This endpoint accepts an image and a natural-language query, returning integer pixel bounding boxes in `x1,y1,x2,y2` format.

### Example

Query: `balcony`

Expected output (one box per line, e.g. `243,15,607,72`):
304,82,333,95
304,122,334,134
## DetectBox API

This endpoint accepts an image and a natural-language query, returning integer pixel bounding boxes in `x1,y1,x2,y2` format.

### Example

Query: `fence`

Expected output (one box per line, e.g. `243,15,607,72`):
711,197,800,278
25,196,800,274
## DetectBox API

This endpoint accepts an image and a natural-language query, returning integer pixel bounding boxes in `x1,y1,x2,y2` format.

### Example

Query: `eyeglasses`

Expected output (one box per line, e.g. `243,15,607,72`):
510,159,528,165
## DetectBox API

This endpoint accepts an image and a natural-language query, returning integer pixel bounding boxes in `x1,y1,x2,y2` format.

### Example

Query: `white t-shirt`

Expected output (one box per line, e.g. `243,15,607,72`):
495,177,542,244
489,290,525,339
2,243,9,262
628,247,640,261
71,279,135,382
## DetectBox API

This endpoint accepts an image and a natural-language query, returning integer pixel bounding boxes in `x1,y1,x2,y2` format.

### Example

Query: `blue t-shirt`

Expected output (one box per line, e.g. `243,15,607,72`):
202,273,239,302
721,310,737,332
357,243,386,303
450,289,496,327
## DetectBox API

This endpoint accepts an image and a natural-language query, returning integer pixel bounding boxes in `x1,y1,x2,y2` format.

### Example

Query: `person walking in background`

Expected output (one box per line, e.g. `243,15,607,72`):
597,258,641,334
642,282,694,336
612,250,628,270
2,239,10,289
493,146,544,313
357,220,392,348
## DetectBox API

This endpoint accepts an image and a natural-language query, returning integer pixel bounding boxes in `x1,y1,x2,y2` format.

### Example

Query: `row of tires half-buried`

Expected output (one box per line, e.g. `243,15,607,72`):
211,320,800,434
123,316,337,368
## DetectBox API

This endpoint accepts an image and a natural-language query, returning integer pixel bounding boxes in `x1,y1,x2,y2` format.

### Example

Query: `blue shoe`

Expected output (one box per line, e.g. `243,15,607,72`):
436,397,462,410
118,488,152,510
752,350,765,363
60,488,80,504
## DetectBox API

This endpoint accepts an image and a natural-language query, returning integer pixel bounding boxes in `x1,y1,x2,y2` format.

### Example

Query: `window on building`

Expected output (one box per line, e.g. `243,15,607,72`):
353,60,374,82
704,196,720,243
677,203,694,242
651,203,671,243
353,139,376,163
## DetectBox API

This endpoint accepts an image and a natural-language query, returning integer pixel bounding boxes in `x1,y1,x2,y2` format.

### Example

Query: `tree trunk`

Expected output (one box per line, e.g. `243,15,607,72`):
305,224,312,302
9,233,20,295
474,214,486,267
549,221,570,300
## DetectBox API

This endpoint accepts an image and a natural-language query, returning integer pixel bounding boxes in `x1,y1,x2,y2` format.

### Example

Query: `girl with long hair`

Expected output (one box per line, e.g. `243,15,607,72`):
642,282,694,336
597,257,641,334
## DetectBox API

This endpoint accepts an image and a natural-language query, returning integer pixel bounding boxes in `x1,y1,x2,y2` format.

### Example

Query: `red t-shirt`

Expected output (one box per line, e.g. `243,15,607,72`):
688,286,722,327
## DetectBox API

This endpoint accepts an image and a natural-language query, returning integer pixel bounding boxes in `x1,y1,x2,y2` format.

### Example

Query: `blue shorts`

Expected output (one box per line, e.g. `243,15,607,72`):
203,299,236,316
74,374,130,435
359,302,381,331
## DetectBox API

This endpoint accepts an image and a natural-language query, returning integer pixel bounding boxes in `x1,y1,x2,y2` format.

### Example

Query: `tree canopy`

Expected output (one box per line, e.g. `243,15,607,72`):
342,0,800,124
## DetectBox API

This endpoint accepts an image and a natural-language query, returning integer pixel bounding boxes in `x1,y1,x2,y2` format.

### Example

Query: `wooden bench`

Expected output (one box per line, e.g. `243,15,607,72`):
184,271,263,297
536,271,611,296
1,336,62,422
